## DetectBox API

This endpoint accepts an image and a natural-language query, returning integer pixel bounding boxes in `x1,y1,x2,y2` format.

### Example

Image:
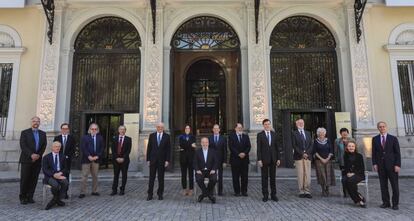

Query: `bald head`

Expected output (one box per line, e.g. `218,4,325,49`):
201,137,209,149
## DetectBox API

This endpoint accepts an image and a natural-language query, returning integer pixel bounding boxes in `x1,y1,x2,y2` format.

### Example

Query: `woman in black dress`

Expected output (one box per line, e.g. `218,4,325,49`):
343,140,366,208
178,125,196,196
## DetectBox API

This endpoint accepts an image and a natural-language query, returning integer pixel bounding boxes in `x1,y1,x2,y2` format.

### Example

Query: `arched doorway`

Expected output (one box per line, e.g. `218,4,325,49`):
186,59,226,134
269,16,340,167
170,16,242,167
69,16,141,168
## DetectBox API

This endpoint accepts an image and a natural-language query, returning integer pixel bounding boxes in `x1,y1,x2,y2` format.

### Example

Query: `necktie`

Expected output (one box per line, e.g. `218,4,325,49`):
215,135,218,144
93,136,96,153
381,135,386,149
238,134,241,143
266,131,271,146
117,136,123,156
157,133,161,146
300,130,306,141
62,135,67,153
33,130,39,152
54,154,58,171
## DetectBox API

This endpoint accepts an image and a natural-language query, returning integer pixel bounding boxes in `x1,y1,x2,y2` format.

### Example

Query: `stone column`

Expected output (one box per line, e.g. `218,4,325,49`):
36,3,64,132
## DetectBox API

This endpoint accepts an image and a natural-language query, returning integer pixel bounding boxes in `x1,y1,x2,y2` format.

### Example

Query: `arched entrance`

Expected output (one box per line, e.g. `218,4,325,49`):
170,16,242,166
269,16,340,167
69,16,141,168
186,59,226,134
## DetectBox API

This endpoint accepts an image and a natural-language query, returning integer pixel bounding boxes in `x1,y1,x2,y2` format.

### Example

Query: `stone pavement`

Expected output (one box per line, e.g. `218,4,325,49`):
0,176,413,221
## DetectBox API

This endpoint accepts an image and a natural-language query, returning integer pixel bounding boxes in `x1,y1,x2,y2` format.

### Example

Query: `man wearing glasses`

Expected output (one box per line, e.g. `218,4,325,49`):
79,123,104,198
19,116,47,204
53,123,76,199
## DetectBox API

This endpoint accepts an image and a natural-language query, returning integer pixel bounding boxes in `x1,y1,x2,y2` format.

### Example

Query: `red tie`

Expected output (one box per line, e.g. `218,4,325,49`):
117,137,123,156
381,135,386,149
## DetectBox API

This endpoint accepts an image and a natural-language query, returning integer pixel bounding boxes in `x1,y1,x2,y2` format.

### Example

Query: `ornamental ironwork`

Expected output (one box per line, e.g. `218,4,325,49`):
171,16,240,50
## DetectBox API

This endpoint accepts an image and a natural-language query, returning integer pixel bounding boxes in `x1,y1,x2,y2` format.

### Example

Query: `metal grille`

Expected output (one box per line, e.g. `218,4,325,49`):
70,16,141,138
171,16,240,50
397,60,414,136
270,16,340,166
0,63,13,138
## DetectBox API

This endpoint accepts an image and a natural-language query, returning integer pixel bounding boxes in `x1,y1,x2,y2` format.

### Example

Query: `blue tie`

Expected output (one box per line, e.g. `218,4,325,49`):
157,133,161,146
215,135,218,144
54,154,58,171
93,136,96,153
33,130,39,152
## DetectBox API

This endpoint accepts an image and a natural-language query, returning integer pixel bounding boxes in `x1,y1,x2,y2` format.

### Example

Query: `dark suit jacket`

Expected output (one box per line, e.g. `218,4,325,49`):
228,132,251,164
344,152,365,179
19,128,47,164
292,130,313,160
53,134,76,163
80,134,104,164
257,130,281,165
146,132,171,165
372,134,401,171
193,148,218,171
42,152,67,183
111,135,132,163
208,135,227,164
178,134,196,162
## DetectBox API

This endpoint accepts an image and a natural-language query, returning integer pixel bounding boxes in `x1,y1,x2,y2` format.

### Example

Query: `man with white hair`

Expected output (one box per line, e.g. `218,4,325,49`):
19,116,47,204
194,137,218,203
42,141,69,210
146,122,171,201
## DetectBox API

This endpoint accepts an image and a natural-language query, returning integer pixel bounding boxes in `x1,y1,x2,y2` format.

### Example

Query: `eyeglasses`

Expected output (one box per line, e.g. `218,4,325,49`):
91,128,98,130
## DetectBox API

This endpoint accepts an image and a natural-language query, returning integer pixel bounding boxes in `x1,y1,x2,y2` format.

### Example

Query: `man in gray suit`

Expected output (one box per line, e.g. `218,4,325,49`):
292,118,313,198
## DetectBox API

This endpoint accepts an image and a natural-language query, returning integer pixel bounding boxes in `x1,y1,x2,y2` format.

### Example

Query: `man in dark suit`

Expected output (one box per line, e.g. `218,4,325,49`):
19,116,47,204
79,123,104,198
146,122,171,201
42,141,69,210
257,119,281,202
194,137,218,203
208,124,227,196
53,123,75,199
292,118,313,198
110,125,132,196
372,121,401,210
228,123,251,197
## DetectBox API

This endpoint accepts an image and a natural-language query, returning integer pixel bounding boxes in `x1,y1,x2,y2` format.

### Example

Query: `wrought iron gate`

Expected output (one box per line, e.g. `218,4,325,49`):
270,16,341,167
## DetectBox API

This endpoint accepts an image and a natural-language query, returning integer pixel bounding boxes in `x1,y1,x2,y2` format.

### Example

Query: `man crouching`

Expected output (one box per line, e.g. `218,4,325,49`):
194,137,218,203
42,141,69,210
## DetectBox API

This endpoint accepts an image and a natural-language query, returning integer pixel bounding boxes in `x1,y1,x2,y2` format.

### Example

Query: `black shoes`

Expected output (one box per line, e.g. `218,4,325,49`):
27,198,35,204
262,196,269,202
158,195,163,200
305,194,312,199
91,192,100,196
208,195,216,204
45,200,56,210
392,205,399,210
147,195,153,201
56,200,65,207
380,203,391,208
78,194,85,199
119,190,125,196
20,199,28,205
234,193,241,197
271,195,279,202
198,194,204,202
242,192,248,197
299,194,306,198
110,191,117,196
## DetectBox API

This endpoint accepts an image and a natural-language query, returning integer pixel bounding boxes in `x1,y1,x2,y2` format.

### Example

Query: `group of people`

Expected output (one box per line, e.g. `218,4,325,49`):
18,116,401,210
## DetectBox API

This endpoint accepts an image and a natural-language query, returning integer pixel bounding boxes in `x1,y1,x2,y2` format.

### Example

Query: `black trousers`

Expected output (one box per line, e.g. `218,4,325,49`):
47,177,69,200
343,175,364,203
19,161,42,200
217,164,223,194
196,170,217,196
378,164,399,206
148,162,165,196
180,156,194,189
231,159,249,194
340,166,347,196
112,161,130,192
64,157,72,178
261,163,277,197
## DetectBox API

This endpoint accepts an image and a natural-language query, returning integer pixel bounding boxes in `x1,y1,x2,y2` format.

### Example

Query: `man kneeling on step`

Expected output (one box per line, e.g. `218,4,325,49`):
194,137,218,204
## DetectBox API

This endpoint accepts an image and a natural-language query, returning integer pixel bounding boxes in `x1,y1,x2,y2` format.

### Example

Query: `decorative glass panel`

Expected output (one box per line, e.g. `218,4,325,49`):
172,16,240,50
397,60,414,135
0,63,13,137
